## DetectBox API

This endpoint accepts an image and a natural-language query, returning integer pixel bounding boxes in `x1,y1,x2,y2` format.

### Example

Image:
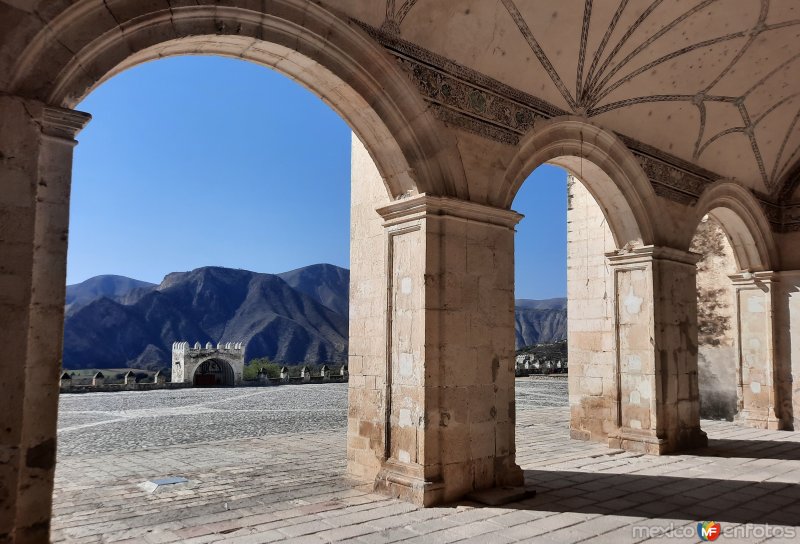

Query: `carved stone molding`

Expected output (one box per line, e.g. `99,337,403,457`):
784,204,800,232
356,21,799,231
42,106,91,142
377,194,523,230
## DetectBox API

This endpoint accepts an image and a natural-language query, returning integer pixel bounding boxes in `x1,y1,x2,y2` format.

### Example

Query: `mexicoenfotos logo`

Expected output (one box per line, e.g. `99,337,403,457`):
697,521,722,541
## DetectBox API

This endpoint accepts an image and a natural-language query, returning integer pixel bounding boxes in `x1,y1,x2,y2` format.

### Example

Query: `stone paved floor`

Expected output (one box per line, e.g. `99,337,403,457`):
53,378,800,543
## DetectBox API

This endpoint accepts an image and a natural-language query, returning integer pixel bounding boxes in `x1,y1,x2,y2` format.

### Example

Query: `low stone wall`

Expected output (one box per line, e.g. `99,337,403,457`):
60,382,192,394
60,375,349,393
248,376,349,386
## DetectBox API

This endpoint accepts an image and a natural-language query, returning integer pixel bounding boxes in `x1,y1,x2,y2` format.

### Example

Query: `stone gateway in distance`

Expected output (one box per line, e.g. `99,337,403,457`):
171,341,245,387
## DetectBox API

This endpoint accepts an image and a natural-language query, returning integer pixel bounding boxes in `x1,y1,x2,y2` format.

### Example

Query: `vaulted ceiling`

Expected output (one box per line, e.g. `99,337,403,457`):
338,0,800,201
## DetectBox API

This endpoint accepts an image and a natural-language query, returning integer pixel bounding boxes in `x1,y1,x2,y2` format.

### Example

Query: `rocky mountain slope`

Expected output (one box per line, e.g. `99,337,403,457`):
63,265,348,369
514,298,567,348
65,275,155,314
63,265,567,368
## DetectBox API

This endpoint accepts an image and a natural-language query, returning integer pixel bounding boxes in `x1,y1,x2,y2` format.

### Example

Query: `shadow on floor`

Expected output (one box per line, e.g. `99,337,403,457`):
694,438,800,461
467,470,800,526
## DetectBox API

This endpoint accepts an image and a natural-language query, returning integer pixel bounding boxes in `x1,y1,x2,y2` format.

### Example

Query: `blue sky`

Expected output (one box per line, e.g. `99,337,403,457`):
70,56,567,299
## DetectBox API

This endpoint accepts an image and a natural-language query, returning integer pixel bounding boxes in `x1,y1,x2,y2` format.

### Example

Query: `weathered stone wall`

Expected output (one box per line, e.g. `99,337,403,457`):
690,216,738,420
347,134,391,482
776,272,800,430
566,175,617,442
60,382,192,394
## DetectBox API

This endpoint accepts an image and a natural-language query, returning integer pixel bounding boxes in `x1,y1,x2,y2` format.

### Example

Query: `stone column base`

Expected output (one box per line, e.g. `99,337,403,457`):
608,427,707,454
374,461,445,507
608,429,668,454
735,409,786,430
676,427,709,450
374,456,524,506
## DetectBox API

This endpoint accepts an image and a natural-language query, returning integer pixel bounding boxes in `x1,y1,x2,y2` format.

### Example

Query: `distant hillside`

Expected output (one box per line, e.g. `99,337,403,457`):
65,275,155,314
63,265,348,369
63,266,566,368
515,297,567,348
278,264,349,316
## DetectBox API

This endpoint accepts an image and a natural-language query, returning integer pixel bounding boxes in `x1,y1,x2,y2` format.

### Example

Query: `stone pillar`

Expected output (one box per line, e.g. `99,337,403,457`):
566,175,618,442
347,135,392,486
775,271,800,430
606,247,707,454
730,271,785,429
0,96,90,541
366,194,523,506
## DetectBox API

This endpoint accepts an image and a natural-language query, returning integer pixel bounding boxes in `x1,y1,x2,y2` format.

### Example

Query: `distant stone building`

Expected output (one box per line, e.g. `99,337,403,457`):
171,341,245,387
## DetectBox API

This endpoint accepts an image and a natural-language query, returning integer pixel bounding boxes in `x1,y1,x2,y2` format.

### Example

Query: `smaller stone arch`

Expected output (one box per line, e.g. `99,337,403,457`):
689,181,778,272
690,181,785,429
193,359,235,387
499,116,658,248
171,341,244,386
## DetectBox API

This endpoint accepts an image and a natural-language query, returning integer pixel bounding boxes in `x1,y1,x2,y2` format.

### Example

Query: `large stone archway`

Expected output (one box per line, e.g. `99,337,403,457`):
0,1,473,537
2,1,800,540
503,119,706,455
690,182,789,430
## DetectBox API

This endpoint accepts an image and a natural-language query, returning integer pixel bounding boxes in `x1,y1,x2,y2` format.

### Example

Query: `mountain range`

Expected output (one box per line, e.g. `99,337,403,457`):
63,265,565,369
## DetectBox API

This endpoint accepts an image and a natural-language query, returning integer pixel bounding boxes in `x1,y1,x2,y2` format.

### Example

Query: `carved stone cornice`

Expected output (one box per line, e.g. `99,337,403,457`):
606,246,701,268
355,20,562,146
729,271,776,287
615,134,715,205
42,106,91,142
377,194,523,230
783,203,800,232
355,21,797,231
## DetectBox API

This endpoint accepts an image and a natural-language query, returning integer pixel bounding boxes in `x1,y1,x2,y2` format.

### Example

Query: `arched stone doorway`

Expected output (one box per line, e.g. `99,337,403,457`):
504,118,707,455
1,1,471,533
193,359,235,387
690,182,788,430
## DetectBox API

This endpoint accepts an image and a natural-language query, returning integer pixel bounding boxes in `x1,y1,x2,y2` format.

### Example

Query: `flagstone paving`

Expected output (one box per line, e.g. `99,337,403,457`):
53,377,800,543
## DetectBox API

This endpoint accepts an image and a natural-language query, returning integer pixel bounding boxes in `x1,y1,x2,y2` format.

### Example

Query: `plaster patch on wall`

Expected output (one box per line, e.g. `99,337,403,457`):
623,286,643,315
401,276,413,294
637,378,651,399
398,450,411,463
747,296,764,313
751,381,762,394
398,408,413,427
630,391,641,405
399,352,414,377
748,338,761,350
628,355,642,372
629,419,642,429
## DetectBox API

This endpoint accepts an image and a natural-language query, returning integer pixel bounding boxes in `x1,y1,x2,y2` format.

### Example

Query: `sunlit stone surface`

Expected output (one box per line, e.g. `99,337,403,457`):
52,380,800,543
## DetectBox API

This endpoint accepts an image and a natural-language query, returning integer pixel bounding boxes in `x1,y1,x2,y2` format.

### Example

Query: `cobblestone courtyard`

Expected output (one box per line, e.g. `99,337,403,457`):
54,378,800,543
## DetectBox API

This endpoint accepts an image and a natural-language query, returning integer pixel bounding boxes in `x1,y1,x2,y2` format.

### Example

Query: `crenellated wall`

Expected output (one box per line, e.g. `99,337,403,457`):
171,341,245,386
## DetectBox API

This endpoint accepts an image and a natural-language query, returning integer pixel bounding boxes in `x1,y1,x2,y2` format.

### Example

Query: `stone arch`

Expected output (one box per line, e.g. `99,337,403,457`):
192,357,236,387
6,0,467,200
500,116,657,248
689,181,784,429
690,181,778,272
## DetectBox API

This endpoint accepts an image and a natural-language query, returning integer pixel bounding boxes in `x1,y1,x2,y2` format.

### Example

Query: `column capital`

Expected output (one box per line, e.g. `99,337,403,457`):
729,270,776,287
376,194,523,230
605,245,701,268
42,106,91,143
